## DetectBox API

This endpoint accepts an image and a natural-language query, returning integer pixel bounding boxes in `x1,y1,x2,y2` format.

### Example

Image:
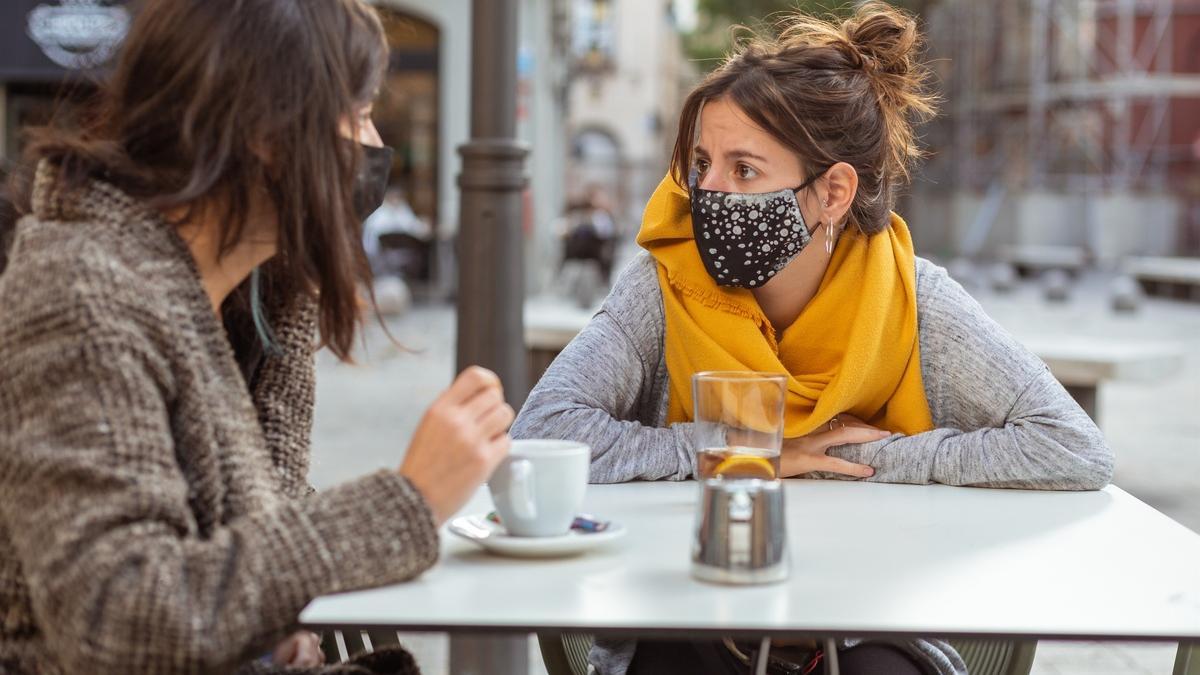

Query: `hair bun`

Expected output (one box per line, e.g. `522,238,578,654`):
843,1,920,77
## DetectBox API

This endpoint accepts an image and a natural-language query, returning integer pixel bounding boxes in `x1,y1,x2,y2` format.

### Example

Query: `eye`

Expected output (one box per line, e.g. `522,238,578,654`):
735,163,759,180
695,158,711,175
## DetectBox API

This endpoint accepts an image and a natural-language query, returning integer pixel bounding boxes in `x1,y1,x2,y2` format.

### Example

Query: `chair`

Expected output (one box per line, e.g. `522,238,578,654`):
375,232,430,281
320,629,405,664
537,633,1037,675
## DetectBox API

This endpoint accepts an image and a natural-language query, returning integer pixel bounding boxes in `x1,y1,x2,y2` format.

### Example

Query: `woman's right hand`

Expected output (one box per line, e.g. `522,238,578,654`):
399,366,515,524
780,414,889,479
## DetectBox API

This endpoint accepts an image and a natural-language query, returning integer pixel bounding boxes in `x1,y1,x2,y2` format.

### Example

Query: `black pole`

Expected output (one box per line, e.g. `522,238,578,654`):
451,3,531,671
455,0,530,409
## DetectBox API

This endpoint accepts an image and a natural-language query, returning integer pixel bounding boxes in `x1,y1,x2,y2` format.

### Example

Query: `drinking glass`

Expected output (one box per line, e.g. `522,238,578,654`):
692,371,787,480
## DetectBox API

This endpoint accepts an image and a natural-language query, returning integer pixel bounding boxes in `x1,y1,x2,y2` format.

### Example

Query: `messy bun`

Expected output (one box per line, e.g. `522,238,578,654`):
671,1,938,235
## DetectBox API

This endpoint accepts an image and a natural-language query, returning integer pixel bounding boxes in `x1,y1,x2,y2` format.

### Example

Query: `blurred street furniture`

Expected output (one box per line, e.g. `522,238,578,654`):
561,211,615,277
948,257,986,292
988,262,1019,293
1017,336,1185,423
523,295,599,388
1109,275,1145,313
371,276,412,318
554,190,619,308
1000,244,1088,278
363,188,433,283
1124,256,1200,303
1041,269,1073,302
375,233,430,284
521,300,1184,427
558,259,606,309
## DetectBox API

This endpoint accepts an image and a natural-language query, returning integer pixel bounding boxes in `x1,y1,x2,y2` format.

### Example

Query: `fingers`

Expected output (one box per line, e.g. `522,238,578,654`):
835,414,872,429
286,632,323,667
823,414,882,433
816,455,876,478
486,434,512,465
271,635,300,666
461,383,506,420
814,419,887,478
476,401,516,440
814,425,892,450
304,632,325,666
443,366,503,405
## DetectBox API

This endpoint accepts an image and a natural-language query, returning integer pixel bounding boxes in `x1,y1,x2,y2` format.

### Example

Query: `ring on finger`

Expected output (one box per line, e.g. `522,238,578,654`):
828,416,845,432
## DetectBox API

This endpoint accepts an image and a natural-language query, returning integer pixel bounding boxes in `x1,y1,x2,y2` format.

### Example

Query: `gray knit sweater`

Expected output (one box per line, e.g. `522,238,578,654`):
0,164,439,675
512,251,1114,675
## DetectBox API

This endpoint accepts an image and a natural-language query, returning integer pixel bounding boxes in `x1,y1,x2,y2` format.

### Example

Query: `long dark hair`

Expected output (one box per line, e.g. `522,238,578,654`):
12,0,389,361
671,2,938,235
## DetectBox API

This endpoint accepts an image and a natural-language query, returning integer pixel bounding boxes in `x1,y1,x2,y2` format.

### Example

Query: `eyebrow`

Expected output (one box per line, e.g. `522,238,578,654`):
693,146,769,164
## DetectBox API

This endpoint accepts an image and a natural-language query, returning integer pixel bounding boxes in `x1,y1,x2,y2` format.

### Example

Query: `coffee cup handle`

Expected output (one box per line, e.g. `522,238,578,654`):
509,458,537,520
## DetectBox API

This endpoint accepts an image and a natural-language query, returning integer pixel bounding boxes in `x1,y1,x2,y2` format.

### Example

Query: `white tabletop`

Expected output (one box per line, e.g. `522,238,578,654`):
301,481,1200,642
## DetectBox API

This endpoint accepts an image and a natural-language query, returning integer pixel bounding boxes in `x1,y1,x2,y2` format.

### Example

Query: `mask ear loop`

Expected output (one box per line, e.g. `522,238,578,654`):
792,168,832,254
250,267,283,357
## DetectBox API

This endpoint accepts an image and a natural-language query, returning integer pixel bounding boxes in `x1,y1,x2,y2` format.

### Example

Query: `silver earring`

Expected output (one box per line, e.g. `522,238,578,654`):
824,201,834,255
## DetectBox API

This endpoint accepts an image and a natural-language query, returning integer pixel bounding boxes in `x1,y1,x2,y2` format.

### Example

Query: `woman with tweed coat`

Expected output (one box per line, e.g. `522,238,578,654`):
0,1,514,673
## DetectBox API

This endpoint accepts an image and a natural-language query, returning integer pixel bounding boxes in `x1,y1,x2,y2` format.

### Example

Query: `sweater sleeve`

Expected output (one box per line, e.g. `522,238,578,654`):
825,261,1114,491
512,254,695,483
0,296,439,675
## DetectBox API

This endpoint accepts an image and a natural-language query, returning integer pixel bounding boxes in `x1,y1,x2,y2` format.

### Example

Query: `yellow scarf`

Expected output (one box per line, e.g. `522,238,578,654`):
637,174,934,438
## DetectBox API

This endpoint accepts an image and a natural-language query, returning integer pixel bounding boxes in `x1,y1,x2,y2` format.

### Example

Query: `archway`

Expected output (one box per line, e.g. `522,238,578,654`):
373,8,441,234
569,126,623,217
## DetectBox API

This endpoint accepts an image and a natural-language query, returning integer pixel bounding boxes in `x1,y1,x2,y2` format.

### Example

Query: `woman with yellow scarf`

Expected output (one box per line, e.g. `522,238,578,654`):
513,4,1112,674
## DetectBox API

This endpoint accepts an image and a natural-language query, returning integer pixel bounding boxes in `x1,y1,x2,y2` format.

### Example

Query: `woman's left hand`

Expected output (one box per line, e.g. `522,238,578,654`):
779,414,890,478
271,630,325,668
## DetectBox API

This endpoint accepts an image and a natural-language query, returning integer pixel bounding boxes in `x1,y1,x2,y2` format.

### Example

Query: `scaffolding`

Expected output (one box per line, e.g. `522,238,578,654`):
923,0,1200,258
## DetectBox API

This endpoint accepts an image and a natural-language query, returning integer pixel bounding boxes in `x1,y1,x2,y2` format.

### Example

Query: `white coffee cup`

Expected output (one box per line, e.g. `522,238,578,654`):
488,439,589,537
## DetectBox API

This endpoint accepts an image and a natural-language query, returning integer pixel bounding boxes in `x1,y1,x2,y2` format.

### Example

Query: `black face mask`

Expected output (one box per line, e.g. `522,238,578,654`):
688,170,822,288
353,143,394,222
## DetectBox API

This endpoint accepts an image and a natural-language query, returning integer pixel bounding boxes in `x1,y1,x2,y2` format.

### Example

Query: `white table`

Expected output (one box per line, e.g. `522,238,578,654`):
302,481,1200,673
1124,256,1200,300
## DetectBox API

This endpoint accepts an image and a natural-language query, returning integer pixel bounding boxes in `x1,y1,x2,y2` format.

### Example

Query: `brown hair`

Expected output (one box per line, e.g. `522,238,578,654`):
671,2,938,235
13,0,388,361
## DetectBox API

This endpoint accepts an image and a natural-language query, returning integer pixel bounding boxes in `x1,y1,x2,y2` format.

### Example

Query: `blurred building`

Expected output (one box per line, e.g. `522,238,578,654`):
565,0,696,234
912,0,1200,264
366,1,567,251
0,0,575,293
0,0,122,184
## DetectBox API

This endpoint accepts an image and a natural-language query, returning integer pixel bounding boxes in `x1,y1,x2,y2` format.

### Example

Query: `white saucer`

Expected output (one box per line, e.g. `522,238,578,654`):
447,514,626,558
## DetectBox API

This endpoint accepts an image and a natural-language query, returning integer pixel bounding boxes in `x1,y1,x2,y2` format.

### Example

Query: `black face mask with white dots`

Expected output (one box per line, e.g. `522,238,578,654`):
688,170,822,288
